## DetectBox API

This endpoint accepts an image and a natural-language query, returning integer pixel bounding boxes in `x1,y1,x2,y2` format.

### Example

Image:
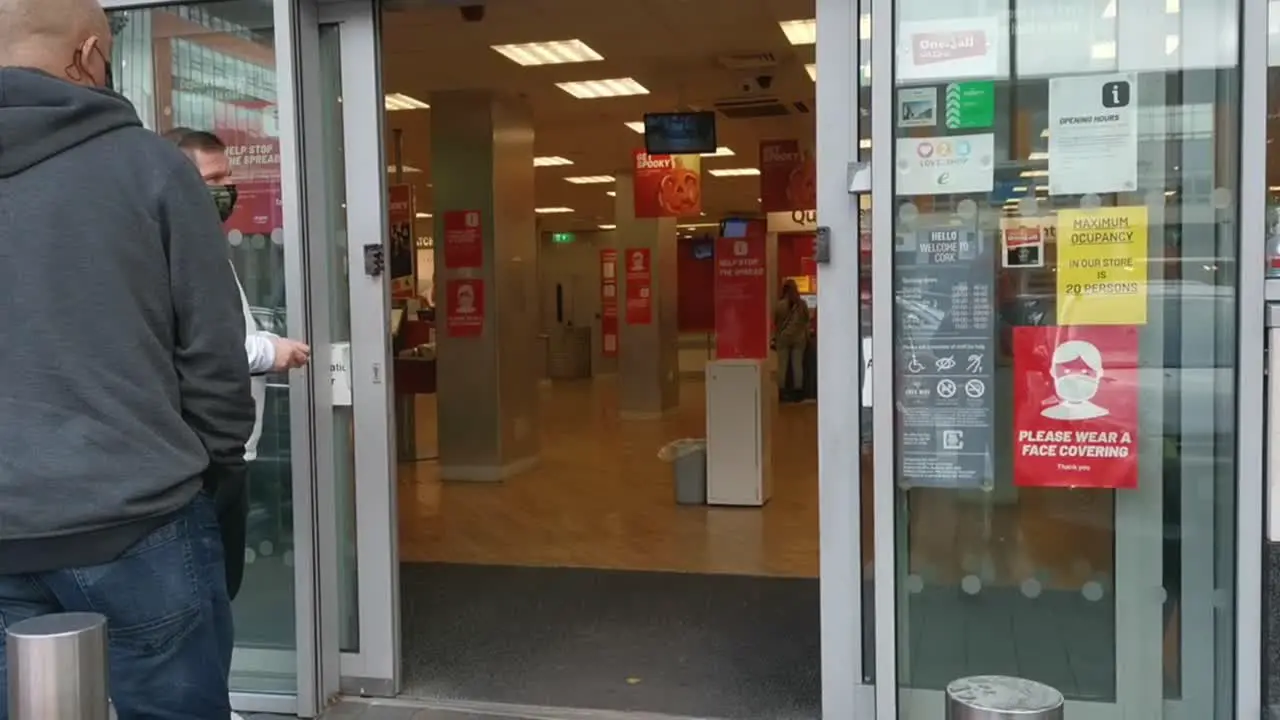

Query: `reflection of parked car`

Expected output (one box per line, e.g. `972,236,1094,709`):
246,304,293,563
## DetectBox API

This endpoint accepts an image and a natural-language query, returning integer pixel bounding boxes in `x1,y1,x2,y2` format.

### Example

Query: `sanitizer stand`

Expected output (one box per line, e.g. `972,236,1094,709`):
705,359,774,506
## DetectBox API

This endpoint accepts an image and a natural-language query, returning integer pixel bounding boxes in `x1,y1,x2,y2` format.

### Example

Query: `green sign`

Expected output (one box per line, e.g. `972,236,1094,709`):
945,81,995,130
551,232,576,244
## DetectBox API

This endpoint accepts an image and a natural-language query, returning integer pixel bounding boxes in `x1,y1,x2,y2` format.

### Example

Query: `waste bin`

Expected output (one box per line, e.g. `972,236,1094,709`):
945,676,1063,720
659,439,707,505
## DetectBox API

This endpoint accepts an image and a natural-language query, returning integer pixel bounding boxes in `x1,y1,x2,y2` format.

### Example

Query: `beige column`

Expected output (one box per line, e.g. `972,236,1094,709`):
430,90,539,480
612,172,680,418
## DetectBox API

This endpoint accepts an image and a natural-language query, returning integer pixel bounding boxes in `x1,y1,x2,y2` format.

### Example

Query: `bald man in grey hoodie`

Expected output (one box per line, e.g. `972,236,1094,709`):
0,0,253,717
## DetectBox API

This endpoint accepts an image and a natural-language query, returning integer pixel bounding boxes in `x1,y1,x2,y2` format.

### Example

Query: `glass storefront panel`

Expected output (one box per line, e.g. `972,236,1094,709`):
886,0,1240,715
110,0,297,695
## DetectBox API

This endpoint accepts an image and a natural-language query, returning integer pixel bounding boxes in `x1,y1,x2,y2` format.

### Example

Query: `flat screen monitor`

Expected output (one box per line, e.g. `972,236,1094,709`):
643,111,717,155
692,241,714,260
720,218,750,239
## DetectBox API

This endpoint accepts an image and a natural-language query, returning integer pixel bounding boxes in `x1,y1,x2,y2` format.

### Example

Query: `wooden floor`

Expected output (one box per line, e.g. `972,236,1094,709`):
398,377,820,577
397,377,1114,588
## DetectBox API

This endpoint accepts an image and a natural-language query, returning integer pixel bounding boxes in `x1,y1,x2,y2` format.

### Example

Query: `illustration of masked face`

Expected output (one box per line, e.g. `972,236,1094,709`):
1053,369,1099,404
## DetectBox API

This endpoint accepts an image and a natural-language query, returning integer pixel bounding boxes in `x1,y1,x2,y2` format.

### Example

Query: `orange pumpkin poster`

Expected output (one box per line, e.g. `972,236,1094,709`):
632,149,702,218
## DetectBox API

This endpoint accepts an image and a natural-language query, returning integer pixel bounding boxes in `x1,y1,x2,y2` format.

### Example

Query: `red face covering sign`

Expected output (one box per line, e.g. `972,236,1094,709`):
600,249,619,356
1013,325,1139,489
624,248,652,325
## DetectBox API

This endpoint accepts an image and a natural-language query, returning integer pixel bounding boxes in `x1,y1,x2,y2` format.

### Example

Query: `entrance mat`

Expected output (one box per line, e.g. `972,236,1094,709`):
399,563,821,719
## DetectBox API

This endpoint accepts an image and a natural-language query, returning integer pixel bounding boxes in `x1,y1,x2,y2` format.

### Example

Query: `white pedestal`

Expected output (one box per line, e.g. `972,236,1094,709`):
705,359,774,506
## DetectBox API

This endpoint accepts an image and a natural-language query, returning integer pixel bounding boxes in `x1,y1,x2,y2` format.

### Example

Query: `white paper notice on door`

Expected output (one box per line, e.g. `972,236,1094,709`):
1047,73,1138,196
895,133,995,196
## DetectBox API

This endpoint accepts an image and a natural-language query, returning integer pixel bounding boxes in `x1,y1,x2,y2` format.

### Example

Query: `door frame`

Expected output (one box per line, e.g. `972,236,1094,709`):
314,0,402,698
812,0,1271,717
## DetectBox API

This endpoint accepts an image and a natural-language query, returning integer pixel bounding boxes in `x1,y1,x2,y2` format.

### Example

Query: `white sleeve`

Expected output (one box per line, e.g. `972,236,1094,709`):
245,331,278,374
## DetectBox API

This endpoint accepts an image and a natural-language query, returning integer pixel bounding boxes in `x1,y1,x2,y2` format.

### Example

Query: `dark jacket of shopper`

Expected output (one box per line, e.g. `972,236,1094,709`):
0,68,255,574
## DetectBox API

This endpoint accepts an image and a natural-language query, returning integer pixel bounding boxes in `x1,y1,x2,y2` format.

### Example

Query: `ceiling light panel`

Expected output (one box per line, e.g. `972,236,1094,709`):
492,39,604,66
779,19,817,45
386,165,422,173
624,121,645,133
534,156,574,167
556,78,649,99
708,168,761,177
535,207,575,214
564,175,616,184
805,64,817,81
606,191,617,197
385,93,429,111
701,146,735,158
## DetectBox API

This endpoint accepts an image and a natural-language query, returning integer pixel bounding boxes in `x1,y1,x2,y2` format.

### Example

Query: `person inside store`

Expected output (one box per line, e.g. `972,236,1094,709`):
166,127,311,720
0,0,255,717
773,278,811,403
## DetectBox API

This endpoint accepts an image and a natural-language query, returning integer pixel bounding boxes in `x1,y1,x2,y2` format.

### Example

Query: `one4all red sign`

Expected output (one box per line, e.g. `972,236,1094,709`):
1012,325,1139,490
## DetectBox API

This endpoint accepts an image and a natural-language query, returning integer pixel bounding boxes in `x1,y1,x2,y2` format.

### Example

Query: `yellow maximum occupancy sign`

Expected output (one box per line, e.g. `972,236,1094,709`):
1056,206,1148,326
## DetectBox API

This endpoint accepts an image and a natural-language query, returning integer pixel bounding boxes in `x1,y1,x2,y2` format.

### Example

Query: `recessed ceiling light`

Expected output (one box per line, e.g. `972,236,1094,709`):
624,121,645,133
1027,151,1049,161
1021,170,1049,178
535,207,575,214
701,146,735,158
415,212,432,219
860,13,871,39
708,168,761,177
606,191,617,197
386,165,422,173
385,93,429,111
598,224,617,230
858,138,871,149
491,39,604,66
805,64,817,81
1090,41,1117,59
779,19,816,45
534,156,574,167
564,175,616,184
556,78,649,99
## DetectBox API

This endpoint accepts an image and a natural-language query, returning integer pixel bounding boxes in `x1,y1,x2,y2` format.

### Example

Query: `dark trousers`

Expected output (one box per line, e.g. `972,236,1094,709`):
214,476,249,601
0,494,233,720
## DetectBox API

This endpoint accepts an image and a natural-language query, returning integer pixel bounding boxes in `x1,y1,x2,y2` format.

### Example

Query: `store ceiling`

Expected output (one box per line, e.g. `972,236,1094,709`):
379,0,818,232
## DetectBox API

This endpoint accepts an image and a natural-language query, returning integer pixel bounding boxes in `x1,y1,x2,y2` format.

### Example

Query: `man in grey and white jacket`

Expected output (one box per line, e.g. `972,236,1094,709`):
166,128,310,592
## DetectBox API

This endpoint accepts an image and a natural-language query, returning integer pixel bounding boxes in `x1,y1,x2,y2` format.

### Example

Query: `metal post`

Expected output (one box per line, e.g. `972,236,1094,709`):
945,676,1064,720
7,612,110,720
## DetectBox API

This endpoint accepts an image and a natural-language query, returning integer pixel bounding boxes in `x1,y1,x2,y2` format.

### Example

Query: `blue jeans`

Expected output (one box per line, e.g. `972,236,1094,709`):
0,493,233,720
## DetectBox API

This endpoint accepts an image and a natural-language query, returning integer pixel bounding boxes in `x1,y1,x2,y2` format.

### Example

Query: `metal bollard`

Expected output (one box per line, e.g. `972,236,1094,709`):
7,612,110,720
946,675,1064,720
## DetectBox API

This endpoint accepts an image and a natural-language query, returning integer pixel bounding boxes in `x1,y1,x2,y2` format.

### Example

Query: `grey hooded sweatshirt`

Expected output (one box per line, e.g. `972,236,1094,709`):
0,68,255,574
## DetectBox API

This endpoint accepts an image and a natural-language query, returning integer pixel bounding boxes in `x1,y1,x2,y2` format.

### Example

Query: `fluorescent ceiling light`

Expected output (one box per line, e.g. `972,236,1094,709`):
606,190,617,197
859,138,871,149
534,156,573,167
860,13,871,39
1102,0,1116,18
1166,34,1180,54
805,63,817,81
1091,41,1117,60
415,212,432,219
779,18,816,45
564,175,615,184
709,168,760,177
701,146,735,158
491,39,603,66
556,78,649,99
1027,151,1049,161
387,165,422,173
1166,0,1180,10
624,121,645,133
678,222,720,229
1021,170,1049,178
385,93,429,111
598,224,617,230
535,207,574,214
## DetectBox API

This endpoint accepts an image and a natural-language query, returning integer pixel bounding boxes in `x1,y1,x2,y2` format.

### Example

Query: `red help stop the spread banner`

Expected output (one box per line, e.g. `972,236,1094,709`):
1013,325,1139,489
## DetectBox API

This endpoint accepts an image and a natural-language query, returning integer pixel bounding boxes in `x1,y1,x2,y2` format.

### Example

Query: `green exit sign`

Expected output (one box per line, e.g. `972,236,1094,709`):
551,232,576,244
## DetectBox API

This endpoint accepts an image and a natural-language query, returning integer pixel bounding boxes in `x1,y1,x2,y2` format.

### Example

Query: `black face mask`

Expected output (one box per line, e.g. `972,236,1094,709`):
210,185,239,223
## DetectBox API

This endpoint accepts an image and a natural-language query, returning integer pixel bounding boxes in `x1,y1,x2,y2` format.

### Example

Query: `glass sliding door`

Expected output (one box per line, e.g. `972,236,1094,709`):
855,0,1264,716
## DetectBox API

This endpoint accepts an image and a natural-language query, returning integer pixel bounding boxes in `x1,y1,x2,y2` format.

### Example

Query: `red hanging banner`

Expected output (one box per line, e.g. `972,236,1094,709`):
759,139,816,213
443,209,484,269
444,278,485,338
1013,325,1140,489
714,220,769,360
632,150,702,218
600,249,620,356
624,248,653,325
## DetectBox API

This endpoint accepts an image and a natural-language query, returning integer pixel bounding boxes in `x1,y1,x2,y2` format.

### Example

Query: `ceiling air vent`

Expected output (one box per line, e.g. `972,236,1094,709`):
714,96,792,119
793,101,811,114
715,52,779,71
